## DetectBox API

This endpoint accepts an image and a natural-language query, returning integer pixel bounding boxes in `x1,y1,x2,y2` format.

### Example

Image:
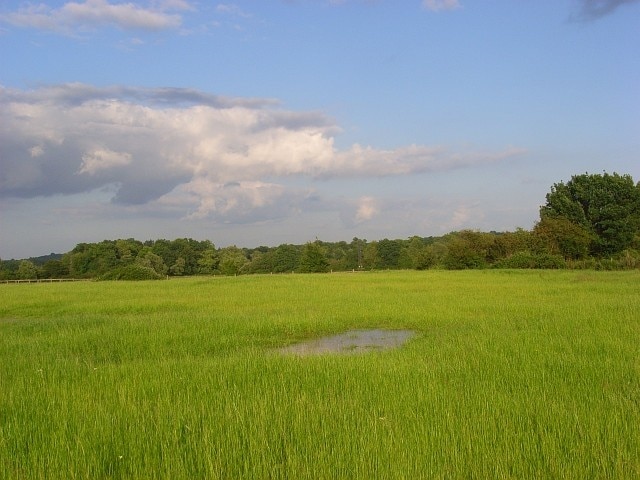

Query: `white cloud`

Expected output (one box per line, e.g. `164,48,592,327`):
422,0,461,12
447,204,477,230
78,148,132,174
1,0,191,34
355,196,379,223
0,83,524,223
159,0,193,10
29,146,45,158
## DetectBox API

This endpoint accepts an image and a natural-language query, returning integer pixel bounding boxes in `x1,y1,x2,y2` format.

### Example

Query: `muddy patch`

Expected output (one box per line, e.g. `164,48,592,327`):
279,329,416,356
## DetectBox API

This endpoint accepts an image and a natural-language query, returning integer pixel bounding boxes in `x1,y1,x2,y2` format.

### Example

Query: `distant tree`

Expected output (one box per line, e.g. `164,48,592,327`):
350,238,366,270
404,236,435,270
540,172,640,256
169,238,199,275
197,247,219,274
17,260,38,279
272,244,301,273
298,241,329,273
362,241,380,269
152,239,178,270
324,241,353,271
494,251,566,269
377,239,403,269
115,239,140,265
218,246,248,276
100,264,162,281
65,245,90,277
93,241,118,274
169,257,186,276
245,250,276,274
65,241,118,277
153,238,208,275
41,259,69,278
442,230,495,269
533,217,593,260
489,229,533,262
0,259,19,280
397,247,412,270
136,248,168,276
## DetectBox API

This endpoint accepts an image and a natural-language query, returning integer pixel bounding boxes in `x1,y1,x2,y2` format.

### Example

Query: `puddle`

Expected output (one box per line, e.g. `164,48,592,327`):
279,329,416,356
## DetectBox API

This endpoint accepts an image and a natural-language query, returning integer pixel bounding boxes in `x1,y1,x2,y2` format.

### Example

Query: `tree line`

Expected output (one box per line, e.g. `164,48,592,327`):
2,172,639,280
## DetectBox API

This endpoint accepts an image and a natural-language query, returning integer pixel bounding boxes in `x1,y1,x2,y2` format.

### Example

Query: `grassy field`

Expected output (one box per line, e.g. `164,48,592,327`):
1,270,639,479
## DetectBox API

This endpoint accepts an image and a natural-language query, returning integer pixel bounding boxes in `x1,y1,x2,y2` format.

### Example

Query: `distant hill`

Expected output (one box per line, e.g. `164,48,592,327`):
28,253,64,265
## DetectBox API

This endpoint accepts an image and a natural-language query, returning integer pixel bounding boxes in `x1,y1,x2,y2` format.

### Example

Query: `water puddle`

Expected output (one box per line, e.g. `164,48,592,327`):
279,329,416,356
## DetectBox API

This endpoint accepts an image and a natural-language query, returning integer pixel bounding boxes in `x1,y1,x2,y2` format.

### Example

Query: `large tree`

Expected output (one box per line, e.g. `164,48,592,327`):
540,172,640,256
218,246,248,276
298,241,329,273
17,260,38,280
272,244,301,273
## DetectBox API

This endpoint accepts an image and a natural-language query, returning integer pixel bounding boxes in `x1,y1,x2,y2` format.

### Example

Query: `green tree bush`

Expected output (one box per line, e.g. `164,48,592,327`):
245,250,276,274
136,248,168,276
533,217,593,260
540,172,640,256
100,264,163,280
442,231,495,270
17,260,39,279
298,241,329,273
272,244,301,273
197,247,219,274
404,236,435,270
40,259,69,278
495,251,566,269
218,246,248,276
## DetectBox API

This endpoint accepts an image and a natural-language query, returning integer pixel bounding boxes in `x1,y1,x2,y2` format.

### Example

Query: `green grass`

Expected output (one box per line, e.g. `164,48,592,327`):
1,270,639,478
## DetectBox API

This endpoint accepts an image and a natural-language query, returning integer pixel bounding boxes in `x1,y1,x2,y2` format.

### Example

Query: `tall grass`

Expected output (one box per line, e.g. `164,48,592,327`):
1,271,639,478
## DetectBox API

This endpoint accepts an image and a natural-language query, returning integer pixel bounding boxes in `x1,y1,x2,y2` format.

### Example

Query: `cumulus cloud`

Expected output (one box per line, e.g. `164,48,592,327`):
29,146,45,158
78,148,132,174
176,179,311,223
0,83,524,223
422,0,461,12
447,204,477,229
0,0,191,34
570,0,640,20
355,196,379,223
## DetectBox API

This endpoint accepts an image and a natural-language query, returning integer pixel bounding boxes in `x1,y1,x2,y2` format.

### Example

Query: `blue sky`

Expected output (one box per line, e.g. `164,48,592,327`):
1,0,638,259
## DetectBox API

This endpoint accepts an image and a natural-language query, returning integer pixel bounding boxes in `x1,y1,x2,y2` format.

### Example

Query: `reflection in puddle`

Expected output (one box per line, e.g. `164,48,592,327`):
279,329,416,356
